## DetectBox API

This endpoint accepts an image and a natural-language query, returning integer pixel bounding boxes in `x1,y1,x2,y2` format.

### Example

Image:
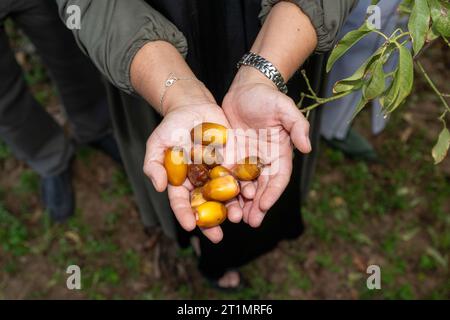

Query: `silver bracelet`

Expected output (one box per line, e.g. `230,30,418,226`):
159,73,201,112
237,52,288,94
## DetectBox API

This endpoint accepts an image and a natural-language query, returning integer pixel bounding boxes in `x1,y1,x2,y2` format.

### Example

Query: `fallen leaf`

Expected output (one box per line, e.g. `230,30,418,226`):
400,127,414,143
426,247,448,268
65,231,82,245
401,228,420,241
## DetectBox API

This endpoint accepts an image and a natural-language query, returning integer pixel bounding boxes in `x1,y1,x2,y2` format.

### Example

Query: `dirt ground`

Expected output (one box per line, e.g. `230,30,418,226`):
0,23,449,300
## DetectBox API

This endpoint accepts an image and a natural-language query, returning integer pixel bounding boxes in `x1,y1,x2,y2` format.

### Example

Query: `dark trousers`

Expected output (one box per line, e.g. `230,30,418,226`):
0,0,110,176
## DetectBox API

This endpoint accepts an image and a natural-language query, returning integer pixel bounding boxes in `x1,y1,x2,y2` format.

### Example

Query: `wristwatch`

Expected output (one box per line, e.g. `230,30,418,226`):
237,52,288,94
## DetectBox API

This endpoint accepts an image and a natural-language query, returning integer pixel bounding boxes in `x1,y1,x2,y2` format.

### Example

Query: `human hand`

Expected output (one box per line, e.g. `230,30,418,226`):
143,83,243,243
222,66,312,228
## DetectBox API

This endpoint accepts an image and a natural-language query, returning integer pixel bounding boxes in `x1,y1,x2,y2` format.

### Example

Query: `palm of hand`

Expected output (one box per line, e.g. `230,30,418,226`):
223,83,311,227
144,83,310,242
144,103,231,243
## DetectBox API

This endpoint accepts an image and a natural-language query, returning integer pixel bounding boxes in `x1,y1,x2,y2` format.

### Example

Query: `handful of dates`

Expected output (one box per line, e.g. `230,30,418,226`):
164,122,263,228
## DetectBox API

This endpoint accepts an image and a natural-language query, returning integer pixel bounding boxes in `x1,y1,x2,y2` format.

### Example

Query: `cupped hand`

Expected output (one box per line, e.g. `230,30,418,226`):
222,67,312,228
143,102,243,243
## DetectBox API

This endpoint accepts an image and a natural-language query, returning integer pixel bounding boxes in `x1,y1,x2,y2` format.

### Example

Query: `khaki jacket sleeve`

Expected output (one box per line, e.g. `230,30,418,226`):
56,0,187,94
259,0,358,53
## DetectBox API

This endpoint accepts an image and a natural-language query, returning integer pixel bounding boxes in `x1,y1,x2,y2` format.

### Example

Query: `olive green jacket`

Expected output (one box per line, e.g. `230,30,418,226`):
56,0,357,95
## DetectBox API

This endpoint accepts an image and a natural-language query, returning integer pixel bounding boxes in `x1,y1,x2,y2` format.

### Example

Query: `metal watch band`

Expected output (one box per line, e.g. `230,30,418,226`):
237,52,288,94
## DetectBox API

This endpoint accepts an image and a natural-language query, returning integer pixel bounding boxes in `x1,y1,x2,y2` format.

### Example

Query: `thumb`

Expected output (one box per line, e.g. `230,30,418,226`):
143,134,168,192
277,95,311,154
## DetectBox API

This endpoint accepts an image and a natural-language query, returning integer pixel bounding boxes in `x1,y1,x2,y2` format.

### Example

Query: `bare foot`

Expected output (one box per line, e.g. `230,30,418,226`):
190,237,240,289
217,271,240,288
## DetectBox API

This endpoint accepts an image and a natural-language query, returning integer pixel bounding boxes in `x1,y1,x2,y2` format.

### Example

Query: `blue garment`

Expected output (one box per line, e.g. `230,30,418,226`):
321,0,404,140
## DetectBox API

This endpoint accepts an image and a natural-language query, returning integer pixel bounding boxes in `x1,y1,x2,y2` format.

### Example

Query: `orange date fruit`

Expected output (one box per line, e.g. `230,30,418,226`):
209,165,231,179
232,156,263,181
191,187,207,208
190,145,224,168
195,201,227,228
202,175,240,202
191,122,228,146
164,147,188,186
187,164,209,187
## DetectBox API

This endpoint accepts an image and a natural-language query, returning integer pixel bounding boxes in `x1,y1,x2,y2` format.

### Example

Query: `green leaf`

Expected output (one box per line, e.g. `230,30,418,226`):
333,53,380,93
350,97,369,122
333,79,364,94
399,0,415,14
326,22,373,73
428,0,450,37
432,126,450,164
382,43,414,113
363,59,386,100
333,40,397,94
409,0,431,56
426,25,441,42
379,64,398,109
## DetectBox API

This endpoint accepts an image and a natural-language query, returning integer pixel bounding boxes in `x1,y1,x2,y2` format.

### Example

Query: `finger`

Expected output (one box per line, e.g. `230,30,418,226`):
144,134,168,192
240,181,256,199
200,226,224,243
277,95,311,154
226,199,243,223
259,155,293,212
168,185,196,232
242,197,253,224
248,174,269,228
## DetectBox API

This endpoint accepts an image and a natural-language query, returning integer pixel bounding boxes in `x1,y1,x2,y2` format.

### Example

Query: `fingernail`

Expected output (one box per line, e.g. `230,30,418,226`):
251,212,265,228
230,212,241,223
242,184,256,199
305,135,312,152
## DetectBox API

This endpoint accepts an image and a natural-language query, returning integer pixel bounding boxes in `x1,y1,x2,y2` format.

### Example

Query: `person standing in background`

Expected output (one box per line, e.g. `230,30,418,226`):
321,0,404,161
0,0,121,222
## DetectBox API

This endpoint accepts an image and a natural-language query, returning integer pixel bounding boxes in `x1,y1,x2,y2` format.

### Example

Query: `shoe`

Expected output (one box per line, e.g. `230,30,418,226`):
325,128,379,162
89,133,122,164
41,168,75,223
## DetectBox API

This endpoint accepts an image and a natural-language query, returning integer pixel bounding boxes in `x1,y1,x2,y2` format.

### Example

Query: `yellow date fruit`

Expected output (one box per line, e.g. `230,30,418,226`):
164,147,188,186
232,156,263,181
191,187,207,208
202,175,240,202
191,122,228,146
190,145,224,168
195,201,227,228
209,165,231,179
187,164,209,187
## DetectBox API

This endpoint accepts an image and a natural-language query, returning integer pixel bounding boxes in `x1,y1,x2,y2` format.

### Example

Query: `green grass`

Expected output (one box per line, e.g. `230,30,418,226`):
24,57,49,86
0,205,29,256
84,238,118,255
101,169,133,202
123,249,141,276
14,170,40,194
140,283,165,300
103,211,121,230
0,140,11,160
1,38,448,299
76,146,94,165
287,262,312,291
315,253,341,273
